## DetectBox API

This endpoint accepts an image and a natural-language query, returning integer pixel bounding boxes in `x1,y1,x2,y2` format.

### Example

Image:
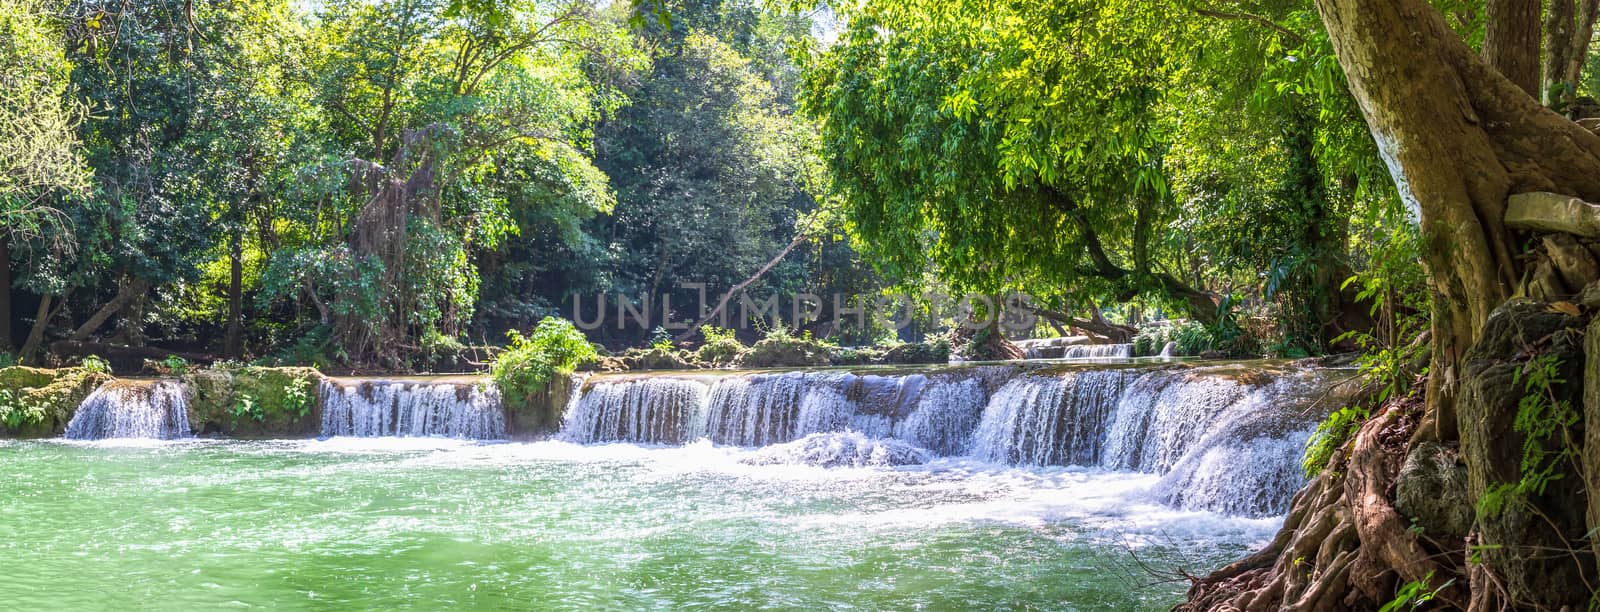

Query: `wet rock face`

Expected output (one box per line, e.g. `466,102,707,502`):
1394,441,1471,539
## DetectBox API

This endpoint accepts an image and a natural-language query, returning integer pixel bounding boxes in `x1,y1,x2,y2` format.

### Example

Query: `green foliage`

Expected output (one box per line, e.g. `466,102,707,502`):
231,393,265,423
0,0,89,223
695,326,746,365
0,353,14,369
1302,405,1369,477
490,317,597,400
78,356,111,375
160,356,191,375
1379,571,1449,612
1132,321,1215,357
0,388,47,431
649,327,674,351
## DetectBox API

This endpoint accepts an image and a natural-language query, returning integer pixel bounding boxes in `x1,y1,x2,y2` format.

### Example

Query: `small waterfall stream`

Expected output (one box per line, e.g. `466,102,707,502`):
65,380,192,440
319,379,506,439
560,363,1345,517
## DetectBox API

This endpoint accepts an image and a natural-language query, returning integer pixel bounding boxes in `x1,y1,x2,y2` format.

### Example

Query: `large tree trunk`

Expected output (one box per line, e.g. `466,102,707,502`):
1183,0,1600,609
225,229,243,358
70,276,150,342
1315,0,1600,441
1545,0,1577,106
19,294,53,363
0,234,11,353
1483,0,1543,97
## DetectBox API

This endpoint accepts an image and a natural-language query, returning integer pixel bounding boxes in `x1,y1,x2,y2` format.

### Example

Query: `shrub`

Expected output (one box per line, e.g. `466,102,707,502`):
694,326,746,365
490,317,598,400
159,355,191,375
1170,320,1215,356
79,355,112,375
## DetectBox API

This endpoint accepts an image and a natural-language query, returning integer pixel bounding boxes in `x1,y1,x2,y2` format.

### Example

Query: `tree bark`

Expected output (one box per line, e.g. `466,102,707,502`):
0,233,11,353
1031,307,1135,343
70,277,150,342
1483,0,1543,97
1314,0,1600,441
1563,0,1600,113
1545,0,1576,107
225,229,243,358
19,294,52,363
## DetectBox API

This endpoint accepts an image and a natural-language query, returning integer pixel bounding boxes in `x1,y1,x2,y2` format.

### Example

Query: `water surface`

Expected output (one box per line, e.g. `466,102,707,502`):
0,439,1273,609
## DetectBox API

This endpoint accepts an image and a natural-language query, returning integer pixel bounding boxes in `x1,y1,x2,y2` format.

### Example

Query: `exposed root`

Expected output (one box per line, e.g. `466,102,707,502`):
1176,397,1466,611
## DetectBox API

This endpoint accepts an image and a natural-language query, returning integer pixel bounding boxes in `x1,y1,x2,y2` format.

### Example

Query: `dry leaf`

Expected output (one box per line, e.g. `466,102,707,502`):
1551,301,1581,317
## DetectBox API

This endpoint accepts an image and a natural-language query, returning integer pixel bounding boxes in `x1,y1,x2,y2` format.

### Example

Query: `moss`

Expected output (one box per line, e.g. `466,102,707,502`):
622,347,698,370
736,335,834,368
185,366,324,437
694,338,746,365
0,366,113,437
0,366,57,389
879,338,950,364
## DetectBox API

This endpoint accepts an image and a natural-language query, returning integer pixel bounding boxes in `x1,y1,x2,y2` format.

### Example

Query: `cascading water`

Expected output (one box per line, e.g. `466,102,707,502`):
969,370,1135,466
319,379,505,439
558,362,1345,517
65,380,192,440
1060,343,1133,359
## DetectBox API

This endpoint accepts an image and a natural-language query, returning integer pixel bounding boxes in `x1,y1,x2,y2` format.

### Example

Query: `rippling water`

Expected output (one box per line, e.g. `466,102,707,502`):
0,439,1277,609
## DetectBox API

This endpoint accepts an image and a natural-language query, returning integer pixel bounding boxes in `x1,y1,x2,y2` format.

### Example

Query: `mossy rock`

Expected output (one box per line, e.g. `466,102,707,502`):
735,335,833,368
0,366,113,437
185,366,324,437
879,339,950,365
694,338,746,366
621,347,698,370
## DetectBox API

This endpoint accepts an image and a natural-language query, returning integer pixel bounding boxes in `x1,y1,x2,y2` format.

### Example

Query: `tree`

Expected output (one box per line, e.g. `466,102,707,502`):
803,0,1228,327
1182,0,1600,609
0,0,90,354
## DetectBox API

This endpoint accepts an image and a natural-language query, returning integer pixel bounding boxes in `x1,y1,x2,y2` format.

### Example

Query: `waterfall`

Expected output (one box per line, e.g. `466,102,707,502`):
1059,343,1133,359
1158,341,1177,357
969,370,1134,466
558,363,1340,517
319,380,505,439
559,377,707,444
65,380,192,440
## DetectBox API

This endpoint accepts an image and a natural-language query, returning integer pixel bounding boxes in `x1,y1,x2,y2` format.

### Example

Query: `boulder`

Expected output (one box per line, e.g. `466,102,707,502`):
1505,192,1600,237
1394,441,1472,539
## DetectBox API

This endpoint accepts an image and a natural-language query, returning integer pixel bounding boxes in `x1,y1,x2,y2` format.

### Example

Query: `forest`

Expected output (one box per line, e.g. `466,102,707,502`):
8,0,1600,608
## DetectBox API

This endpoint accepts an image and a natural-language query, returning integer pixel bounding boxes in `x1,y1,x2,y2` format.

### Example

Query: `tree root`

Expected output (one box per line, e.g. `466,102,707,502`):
1177,398,1467,611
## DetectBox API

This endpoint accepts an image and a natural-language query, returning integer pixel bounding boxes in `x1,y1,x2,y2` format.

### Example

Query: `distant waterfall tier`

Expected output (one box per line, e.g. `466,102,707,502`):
1060,344,1133,359
65,380,192,440
560,363,1349,517
319,379,506,439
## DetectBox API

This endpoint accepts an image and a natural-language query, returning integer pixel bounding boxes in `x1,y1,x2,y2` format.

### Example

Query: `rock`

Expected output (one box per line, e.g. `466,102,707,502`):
734,334,833,368
1527,259,1566,301
1506,192,1600,237
740,432,930,468
880,338,949,364
0,366,112,437
1458,299,1595,608
1542,233,1600,292
183,366,324,437
1394,441,1472,539
621,347,698,370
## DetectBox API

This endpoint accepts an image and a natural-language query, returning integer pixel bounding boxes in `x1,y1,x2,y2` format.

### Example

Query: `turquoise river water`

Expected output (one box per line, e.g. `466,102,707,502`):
0,437,1277,610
